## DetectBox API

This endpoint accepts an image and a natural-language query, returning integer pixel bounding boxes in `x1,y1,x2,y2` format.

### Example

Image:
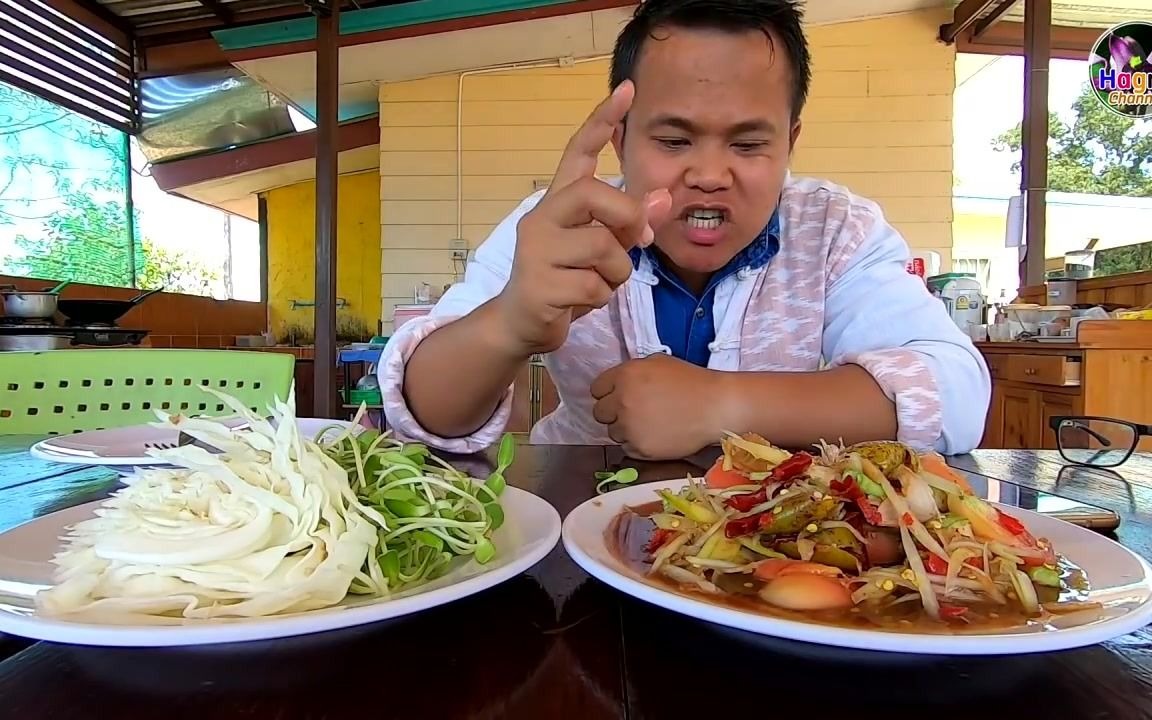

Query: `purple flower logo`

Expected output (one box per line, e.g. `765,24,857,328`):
1089,22,1152,118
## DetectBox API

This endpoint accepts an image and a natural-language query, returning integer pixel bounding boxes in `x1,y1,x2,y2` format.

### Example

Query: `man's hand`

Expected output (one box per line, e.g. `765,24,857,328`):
590,354,729,460
493,80,673,356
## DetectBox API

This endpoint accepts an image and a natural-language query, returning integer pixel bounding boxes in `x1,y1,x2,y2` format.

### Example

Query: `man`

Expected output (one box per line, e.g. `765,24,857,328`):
378,0,991,460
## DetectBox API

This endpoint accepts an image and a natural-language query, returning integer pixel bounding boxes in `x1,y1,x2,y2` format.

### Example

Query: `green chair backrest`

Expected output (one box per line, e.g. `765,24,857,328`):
0,349,296,436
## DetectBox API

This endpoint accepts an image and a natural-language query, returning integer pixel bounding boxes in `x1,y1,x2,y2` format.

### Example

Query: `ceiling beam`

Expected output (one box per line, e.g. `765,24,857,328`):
956,21,1104,60
972,0,1018,38
198,0,234,23
149,116,378,191
939,0,1000,44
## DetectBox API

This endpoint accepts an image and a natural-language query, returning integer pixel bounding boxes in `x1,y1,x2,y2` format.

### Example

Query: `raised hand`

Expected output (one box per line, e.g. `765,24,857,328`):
494,80,672,355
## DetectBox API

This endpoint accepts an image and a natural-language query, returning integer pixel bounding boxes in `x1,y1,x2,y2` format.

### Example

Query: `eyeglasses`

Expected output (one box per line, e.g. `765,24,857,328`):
1048,415,1152,468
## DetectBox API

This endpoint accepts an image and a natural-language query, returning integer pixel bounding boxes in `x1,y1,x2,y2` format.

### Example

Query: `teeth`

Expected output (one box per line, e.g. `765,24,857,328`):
687,210,723,230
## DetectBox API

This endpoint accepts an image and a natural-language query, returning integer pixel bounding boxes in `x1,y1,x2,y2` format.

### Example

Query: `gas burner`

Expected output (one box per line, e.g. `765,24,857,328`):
70,328,149,347
65,320,118,329
0,316,54,327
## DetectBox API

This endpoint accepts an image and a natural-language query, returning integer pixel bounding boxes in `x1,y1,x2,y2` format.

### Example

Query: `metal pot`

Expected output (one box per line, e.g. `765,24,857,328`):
0,334,71,351
0,285,58,319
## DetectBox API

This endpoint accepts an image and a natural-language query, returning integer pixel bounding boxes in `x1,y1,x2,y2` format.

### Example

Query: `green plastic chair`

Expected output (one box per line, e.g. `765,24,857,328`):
0,349,296,436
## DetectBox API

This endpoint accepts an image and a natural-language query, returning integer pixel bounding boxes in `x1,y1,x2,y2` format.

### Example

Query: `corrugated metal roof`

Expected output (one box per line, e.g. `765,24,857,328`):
93,0,308,33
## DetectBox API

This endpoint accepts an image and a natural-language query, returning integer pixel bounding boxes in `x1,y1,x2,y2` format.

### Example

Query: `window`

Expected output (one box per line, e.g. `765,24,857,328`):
953,51,1152,289
0,80,262,301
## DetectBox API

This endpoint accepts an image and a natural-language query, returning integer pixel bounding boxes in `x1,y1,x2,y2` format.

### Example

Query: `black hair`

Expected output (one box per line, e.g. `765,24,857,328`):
609,0,812,121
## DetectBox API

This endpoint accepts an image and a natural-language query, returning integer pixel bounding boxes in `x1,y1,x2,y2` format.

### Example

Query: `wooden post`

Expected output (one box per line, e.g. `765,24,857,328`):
1020,0,1051,290
312,0,340,418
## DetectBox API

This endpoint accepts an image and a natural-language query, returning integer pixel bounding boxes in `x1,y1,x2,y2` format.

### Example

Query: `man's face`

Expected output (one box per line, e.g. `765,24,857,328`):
612,26,800,287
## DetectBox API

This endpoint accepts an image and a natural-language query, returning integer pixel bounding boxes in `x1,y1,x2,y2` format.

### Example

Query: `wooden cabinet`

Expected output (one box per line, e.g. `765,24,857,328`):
978,321,1152,451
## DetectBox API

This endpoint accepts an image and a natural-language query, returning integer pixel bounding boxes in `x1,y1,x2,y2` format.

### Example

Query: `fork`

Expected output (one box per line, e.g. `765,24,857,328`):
144,432,203,451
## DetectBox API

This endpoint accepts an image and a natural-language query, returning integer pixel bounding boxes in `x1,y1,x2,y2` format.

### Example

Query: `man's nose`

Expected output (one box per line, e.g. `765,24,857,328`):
683,146,733,192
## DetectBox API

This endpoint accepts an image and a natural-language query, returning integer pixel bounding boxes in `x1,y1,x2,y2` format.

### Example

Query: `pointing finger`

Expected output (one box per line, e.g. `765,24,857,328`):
548,80,634,192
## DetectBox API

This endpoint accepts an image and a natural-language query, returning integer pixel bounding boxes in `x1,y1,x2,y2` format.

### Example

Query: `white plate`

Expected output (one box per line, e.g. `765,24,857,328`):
0,486,560,647
29,418,362,468
563,479,1152,656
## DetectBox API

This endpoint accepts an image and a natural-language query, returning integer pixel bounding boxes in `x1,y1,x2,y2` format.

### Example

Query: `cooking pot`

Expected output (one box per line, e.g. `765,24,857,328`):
57,286,165,326
1,285,59,319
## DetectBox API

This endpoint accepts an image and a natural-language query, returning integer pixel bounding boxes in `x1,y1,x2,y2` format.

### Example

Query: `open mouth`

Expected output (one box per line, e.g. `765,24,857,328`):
684,208,726,231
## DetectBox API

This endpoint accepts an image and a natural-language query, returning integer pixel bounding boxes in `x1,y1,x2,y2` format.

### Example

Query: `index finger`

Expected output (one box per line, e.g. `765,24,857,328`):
549,80,634,192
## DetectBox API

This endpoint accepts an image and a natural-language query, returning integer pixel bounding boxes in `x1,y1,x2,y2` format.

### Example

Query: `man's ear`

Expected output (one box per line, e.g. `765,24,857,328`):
611,121,626,166
789,119,802,153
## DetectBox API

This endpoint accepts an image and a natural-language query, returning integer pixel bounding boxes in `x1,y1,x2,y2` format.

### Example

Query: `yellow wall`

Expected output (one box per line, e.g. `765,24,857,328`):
377,9,955,330
265,171,383,340
797,10,955,265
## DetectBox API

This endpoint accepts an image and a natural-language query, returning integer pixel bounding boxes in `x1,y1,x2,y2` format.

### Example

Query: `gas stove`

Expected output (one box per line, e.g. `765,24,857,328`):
0,316,149,349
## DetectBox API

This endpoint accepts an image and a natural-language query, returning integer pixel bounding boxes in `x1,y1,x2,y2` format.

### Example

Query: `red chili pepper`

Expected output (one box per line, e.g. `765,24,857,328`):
995,508,1027,536
925,553,948,576
725,488,767,512
855,498,884,525
724,514,764,538
939,603,968,620
644,528,674,554
901,512,915,527
769,452,813,483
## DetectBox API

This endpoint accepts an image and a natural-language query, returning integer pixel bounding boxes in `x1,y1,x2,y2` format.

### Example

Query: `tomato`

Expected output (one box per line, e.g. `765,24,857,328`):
939,603,968,620
919,452,975,494
705,459,750,489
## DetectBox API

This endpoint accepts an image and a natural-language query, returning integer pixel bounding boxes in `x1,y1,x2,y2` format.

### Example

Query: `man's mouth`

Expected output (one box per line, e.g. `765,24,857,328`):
684,208,725,230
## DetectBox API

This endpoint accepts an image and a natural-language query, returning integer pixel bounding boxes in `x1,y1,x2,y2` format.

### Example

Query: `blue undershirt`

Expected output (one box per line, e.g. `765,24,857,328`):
628,211,781,367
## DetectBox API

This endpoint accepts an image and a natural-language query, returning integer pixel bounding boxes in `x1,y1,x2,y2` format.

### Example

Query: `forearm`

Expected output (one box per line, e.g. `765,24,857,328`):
403,297,530,438
713,364,898,448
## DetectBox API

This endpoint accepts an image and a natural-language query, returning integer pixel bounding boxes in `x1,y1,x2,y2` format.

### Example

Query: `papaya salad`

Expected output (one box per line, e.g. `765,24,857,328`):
621,432,1097,631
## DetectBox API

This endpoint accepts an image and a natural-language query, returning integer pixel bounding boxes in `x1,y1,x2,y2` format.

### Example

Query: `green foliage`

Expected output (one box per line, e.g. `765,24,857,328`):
2,82,219,293
992,82,1152,197
991,82,1152,276
12,180,134,286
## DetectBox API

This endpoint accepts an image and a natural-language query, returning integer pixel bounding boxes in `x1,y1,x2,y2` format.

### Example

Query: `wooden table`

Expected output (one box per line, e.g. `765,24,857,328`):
1,439,1151,719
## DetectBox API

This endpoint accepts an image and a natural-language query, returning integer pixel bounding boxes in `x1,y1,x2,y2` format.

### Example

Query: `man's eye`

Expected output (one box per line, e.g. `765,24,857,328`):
655,137,689,148
733,142,768,151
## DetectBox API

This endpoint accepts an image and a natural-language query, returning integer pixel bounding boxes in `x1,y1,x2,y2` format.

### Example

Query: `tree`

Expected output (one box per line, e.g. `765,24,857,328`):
991,82,1152,276
136,237,220,295
992,82,1152,197
2,81,220,293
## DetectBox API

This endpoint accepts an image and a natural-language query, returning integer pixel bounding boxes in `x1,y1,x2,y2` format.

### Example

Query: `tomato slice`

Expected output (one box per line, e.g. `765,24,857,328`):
705,458,750,489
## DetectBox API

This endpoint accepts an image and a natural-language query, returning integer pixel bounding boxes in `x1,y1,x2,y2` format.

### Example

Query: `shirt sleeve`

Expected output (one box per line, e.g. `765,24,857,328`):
377,190,545,454
820,199,992,455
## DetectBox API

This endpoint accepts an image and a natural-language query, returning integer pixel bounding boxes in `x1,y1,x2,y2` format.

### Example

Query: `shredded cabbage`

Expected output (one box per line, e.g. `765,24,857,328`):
34,388,509,624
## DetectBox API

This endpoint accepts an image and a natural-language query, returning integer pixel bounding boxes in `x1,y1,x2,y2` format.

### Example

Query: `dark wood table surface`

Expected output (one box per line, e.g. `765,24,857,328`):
1,437,1151,719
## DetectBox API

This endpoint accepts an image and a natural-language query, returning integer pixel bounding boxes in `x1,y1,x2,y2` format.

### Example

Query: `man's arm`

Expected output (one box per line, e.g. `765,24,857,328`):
377,193,541,453
712,364,897,449
403,296,529,438
712,200,990,455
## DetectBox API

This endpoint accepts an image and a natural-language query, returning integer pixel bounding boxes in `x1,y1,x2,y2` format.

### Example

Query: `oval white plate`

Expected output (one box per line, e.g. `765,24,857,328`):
0,486,560,647
563,479,1152,656
29,418,362,468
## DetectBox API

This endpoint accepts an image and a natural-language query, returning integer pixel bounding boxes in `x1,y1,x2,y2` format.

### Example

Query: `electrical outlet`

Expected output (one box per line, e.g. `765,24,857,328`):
450,238,468,261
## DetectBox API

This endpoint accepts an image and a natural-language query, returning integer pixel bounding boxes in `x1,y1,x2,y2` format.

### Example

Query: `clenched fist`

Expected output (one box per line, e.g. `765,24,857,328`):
492,80,672,356
590,353,730,460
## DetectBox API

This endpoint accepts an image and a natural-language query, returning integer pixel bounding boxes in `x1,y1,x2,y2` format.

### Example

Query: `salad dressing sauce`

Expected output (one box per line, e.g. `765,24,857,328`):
607,502,1094,636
